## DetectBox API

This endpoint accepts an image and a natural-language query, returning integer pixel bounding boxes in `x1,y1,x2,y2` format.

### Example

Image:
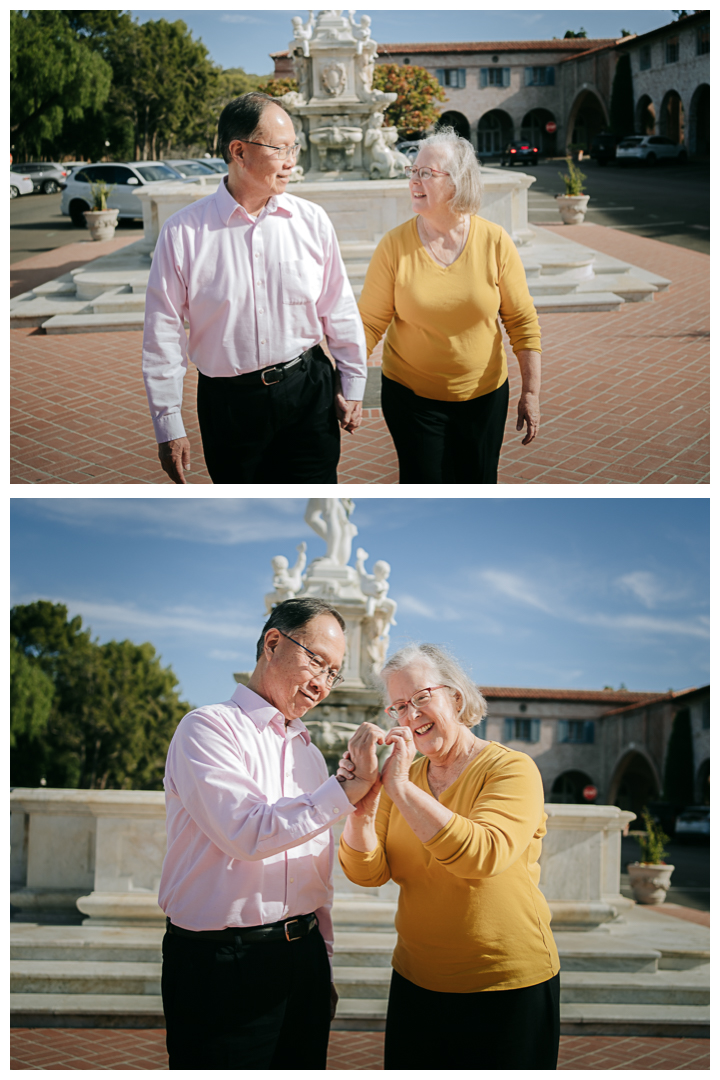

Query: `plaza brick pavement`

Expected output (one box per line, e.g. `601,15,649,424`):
9,1029,710,1069
10,225,708,485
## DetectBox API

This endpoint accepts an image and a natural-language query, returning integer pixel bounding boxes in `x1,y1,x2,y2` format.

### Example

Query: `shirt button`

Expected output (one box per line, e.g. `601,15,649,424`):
258,308,264,314
257,280,262,285
333,807,340,814
260,339,266,344
255,253,260,258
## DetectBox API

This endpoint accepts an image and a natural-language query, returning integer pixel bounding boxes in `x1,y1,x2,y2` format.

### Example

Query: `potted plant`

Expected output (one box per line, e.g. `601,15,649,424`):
627,807,675,904
555,157,590,224
83,180,119,241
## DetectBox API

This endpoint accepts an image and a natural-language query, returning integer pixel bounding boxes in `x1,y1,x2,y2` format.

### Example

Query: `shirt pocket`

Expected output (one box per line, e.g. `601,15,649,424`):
280,260,322,305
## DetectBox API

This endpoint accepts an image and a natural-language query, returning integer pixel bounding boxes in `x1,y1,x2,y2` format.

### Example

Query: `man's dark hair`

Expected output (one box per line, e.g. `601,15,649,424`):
217,92,289,164
255,597,346,661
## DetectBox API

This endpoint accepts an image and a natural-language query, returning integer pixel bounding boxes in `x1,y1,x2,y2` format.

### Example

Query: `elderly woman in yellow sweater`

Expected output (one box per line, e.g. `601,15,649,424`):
359,127,541,484
337,643,560,1071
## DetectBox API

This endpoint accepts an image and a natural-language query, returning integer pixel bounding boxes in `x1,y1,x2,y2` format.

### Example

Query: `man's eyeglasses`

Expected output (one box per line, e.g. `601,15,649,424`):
278,630,344,687
404,166,451,180
385,685,451,721
241,140,301,160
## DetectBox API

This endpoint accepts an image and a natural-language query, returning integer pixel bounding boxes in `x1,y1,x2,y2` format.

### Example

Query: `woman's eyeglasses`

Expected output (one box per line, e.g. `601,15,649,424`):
404,166,451,180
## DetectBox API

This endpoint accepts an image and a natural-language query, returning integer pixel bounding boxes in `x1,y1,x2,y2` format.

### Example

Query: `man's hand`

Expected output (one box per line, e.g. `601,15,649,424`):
330,982,339,1021
381,727,417,797
335,392,363,434
516,392,540,445
158,437,191,484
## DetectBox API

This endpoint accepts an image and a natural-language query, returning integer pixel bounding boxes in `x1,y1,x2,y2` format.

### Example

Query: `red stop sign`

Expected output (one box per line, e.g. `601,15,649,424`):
583,785,598,802
545,121,557,134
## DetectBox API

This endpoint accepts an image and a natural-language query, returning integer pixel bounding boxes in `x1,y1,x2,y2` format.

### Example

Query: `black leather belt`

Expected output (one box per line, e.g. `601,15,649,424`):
199,345,322,388
166,912,318,943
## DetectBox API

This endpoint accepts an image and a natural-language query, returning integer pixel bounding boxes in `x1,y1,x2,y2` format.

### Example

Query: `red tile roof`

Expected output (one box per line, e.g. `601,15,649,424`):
480,687,666,704
271,38,619,61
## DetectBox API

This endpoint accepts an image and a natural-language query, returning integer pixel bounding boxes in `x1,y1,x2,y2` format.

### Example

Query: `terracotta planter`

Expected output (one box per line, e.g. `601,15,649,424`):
83,208,119,241
627,862,675,904
555,194,590,225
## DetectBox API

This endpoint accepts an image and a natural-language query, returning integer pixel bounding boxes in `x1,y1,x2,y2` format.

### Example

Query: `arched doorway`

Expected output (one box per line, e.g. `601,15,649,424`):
636,95,656,135
438,111,470,141
689,84,709,156
477,110,513,157
696,759,710,805
608,751,660,823
566,89,608,153
549,770,595,804
660,89,685,144
520,108,556,155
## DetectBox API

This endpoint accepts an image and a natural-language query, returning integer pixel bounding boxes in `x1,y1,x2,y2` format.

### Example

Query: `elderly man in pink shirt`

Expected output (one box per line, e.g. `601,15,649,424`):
142,92,367,484
159,597,380,1069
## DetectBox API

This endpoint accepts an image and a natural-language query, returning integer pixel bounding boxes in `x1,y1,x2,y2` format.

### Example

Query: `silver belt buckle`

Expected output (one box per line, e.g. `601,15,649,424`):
261,366,281,386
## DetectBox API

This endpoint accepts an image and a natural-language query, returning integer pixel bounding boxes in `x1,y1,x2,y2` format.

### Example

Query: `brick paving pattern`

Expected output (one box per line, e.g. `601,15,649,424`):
9,1029,709,1069
10,225,708,484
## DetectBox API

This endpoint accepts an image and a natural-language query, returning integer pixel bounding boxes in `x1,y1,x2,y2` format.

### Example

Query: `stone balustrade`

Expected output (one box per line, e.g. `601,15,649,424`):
11,788,635,930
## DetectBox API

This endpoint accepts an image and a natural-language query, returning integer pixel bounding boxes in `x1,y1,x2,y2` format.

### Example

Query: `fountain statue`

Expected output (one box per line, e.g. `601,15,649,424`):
236,497,397,767
277,9,409,180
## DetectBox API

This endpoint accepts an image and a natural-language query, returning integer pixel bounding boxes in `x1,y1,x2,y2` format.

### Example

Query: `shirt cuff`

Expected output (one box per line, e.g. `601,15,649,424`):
310,776,356,821
340,376,367,403
152,411,187,443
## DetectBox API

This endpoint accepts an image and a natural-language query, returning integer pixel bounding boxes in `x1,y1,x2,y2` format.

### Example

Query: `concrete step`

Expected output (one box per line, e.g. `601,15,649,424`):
41,312,147,334
11,924,164,963
333,997,386,1031
90,293,147,314
339,242,378,260
559,968,709,1006
532,292,624,313
559,1002,709,1038
576,274,657,302
333,966,391,999
11,959,161,996
10,992,164,1029
10,298,93,328
334,931,396,967
331,899,397,930
557,942,660,973
72,270,150,300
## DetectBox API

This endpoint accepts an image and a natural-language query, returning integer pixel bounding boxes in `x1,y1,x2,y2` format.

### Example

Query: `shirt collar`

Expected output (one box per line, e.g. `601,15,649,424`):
231,681,311,743
214,176,294,226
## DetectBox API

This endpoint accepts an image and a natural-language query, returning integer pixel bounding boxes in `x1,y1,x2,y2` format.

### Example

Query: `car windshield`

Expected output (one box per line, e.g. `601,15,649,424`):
171,161,215,176
135,164,181,182
201,160,228,173
621,138,644,145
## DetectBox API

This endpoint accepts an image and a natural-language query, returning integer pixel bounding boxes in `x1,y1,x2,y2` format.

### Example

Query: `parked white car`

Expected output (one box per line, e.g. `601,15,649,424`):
616,135,688,165
194,157,229,174
59,161,186,225
674,806,710,841
10,170,34,198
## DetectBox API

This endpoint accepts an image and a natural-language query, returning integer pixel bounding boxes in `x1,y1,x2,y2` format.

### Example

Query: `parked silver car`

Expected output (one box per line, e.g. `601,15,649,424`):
16,162,69,193
194,157,229,174
616,135,688,165
163,158,219,179
10,169,34,198
59,161,185,225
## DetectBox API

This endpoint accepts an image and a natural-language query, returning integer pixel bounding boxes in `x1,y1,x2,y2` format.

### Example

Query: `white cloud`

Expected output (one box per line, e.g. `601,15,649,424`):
396,594,436,618
207,650,244,662
18,499,307,547
616,571,662,608
13,594,259,642
476,569,554,613
219,14,264,24
576,612,709,640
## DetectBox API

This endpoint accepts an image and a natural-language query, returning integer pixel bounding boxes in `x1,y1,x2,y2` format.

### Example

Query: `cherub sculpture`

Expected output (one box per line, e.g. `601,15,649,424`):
348,10,374,54
290,12,315,57
264,542,307,612
355,547,397,623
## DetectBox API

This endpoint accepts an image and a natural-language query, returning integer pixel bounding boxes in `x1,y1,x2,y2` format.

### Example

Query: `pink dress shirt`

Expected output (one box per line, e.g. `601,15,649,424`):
142,178,367,443
158,682,355,963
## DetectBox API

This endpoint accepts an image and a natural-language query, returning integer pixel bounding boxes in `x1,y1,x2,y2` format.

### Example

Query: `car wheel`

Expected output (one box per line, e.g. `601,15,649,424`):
70,200,90,227
42,180,59,194
678,150,687,164
10,185,19,199
645,152,657,165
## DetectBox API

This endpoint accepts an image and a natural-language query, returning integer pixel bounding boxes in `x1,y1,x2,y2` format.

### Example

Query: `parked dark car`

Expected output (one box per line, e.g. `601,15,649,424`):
16,162,69,193
589,132,625,166
396,140,423,163
501,141,539,166
674,806,710,843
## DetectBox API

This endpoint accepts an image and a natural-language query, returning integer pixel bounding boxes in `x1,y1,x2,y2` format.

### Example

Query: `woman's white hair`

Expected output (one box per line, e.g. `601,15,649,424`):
421,126,483,215
380,642,488,729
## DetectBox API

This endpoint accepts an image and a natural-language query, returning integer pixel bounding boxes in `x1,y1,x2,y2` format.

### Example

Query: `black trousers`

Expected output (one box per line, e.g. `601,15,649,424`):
381,373,510,484
161,923,332,1070
384,969,560,1070
196,345,340,484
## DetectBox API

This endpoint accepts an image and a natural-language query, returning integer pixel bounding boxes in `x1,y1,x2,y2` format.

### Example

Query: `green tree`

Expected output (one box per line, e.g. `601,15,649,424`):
256,76,299,98
662,707,695,809
609,53,635,136
10,10,113,159
372,65,448,137
189,68,264,155
10,602,190,790
564,28,588,39
10,636,55,752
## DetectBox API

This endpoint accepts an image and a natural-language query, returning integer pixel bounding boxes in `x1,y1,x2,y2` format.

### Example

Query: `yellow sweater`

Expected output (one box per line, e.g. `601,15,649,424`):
358,215,541,402
338,742,560,993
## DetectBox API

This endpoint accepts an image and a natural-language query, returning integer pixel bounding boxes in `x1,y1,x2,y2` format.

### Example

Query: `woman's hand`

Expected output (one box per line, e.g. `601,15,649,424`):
381,727,417,795
346,722,385,784
516,391,540,445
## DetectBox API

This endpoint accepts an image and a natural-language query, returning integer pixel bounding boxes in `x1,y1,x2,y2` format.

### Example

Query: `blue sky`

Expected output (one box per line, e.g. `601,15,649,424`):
129,9,678,74
10,498,709,709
